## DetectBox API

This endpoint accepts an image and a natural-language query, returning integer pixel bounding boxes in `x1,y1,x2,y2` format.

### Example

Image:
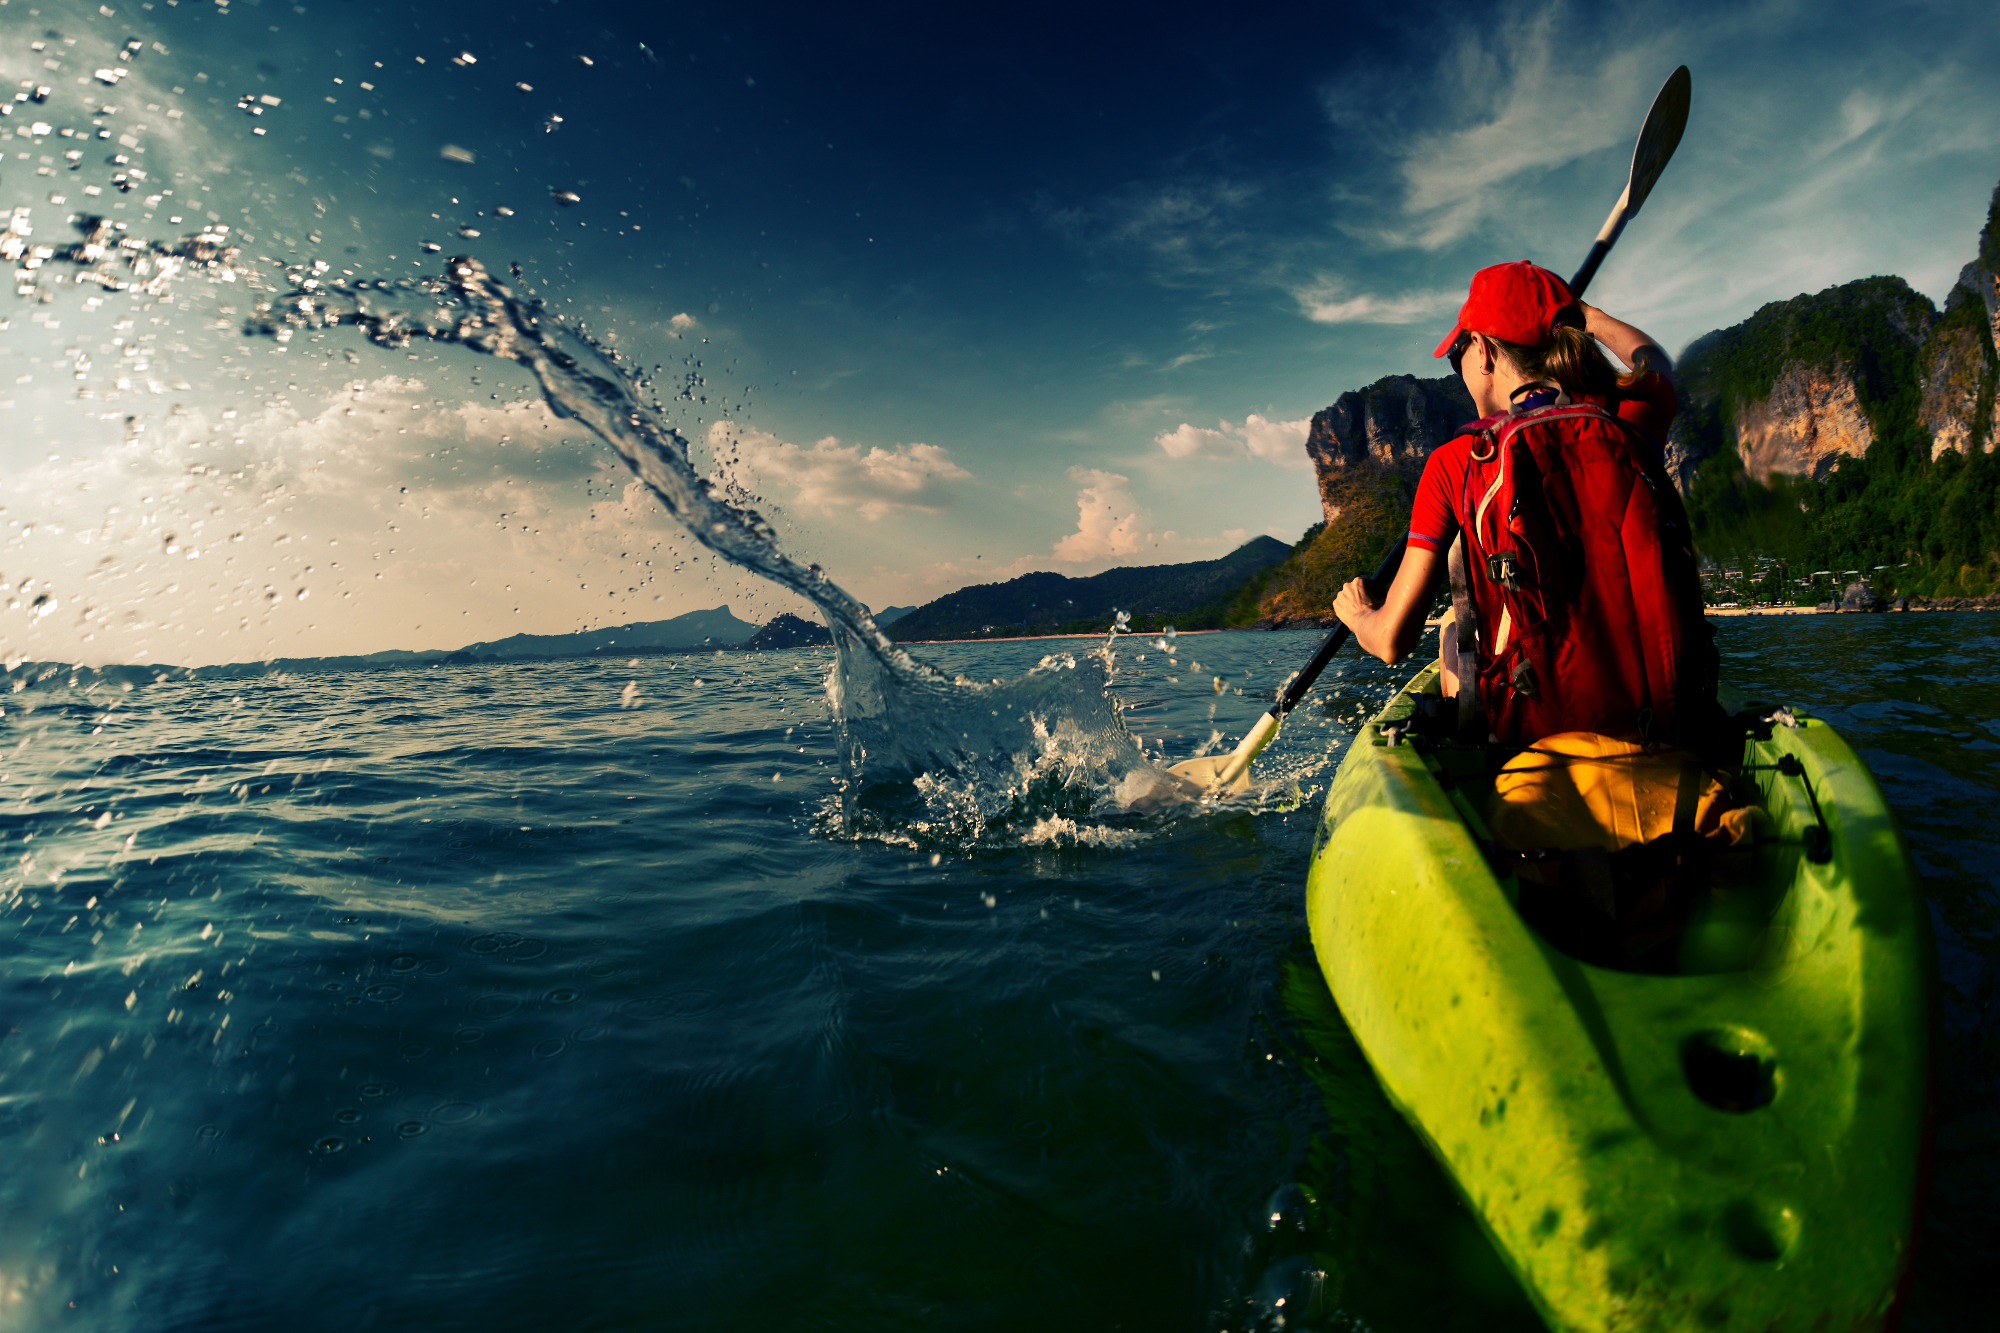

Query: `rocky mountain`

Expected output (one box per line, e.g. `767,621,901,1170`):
1664,272,1991,489
745,613,832,650
1304,374,1475,525
449,605,760,661
885,537,1292,640
1670,178,1999,594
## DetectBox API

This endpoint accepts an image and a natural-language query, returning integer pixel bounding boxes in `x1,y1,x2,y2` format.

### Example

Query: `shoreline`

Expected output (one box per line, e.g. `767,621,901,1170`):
892,628,1236,646
893,601,2000,645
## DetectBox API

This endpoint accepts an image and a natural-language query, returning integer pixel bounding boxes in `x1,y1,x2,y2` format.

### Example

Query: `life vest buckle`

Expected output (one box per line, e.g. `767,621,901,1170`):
1486,550,1527,591
1509,655,1539,699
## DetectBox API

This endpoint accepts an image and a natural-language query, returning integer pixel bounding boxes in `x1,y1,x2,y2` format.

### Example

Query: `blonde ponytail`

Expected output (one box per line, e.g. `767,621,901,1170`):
1488,310,1648,397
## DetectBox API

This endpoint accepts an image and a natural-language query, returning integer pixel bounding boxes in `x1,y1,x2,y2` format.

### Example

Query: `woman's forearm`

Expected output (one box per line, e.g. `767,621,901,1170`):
1334,544,1440,664
1581,303,1664,371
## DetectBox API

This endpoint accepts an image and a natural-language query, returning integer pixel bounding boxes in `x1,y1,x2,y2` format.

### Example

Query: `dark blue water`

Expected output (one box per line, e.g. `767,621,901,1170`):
0,614,1991,1331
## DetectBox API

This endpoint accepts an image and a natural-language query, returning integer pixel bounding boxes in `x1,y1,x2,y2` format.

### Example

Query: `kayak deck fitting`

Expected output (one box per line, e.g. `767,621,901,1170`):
1304,663,1931,1333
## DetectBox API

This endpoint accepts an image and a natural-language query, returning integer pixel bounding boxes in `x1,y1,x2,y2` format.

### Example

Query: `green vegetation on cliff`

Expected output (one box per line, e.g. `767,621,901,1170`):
1683,283,2000,594
1233,466,1414,627
1680,182,2000,597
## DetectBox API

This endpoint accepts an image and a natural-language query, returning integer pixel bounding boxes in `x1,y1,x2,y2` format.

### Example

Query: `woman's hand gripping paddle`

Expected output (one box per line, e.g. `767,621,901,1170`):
1164,64,1692,800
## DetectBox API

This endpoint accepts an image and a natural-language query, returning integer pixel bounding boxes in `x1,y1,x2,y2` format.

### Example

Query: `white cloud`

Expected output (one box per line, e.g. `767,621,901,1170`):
1237,414,1312,465
1052,468,1143,562
0,375,712,666
1155,422,1237,461
1154,413,1311,468
721,423,971,521
1331,12,1663,252
1293,277,1460,326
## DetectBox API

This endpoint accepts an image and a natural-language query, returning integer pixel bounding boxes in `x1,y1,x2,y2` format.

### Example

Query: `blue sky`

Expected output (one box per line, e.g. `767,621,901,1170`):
2,0,1996,666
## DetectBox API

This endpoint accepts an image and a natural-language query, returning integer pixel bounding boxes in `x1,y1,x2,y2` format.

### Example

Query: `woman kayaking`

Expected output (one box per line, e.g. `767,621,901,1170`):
1331,259,1720,754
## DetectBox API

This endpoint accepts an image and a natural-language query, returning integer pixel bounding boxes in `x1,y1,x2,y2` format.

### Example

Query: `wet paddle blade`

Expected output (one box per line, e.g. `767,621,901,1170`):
1569,64,1692,297
1624,65,1691,217
1166,753,1254,796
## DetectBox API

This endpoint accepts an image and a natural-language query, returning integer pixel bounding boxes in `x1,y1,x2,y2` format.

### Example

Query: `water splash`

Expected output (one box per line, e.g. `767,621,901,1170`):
4,210,246,300
16,218,1248,843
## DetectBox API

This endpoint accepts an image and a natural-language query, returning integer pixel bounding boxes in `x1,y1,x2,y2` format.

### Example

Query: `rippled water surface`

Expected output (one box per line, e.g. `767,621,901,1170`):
1,614,1993,1331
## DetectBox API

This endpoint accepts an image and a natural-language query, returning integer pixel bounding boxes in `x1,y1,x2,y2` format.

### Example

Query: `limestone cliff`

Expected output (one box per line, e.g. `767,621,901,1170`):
1919,315,1991,460
1731,359,1875,483
1303,373,1472,525
1669,181,2000,490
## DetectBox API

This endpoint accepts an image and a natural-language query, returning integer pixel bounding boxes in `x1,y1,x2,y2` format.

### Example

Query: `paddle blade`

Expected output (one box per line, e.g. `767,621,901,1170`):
1624,65,1691,217
1166,753,1254,796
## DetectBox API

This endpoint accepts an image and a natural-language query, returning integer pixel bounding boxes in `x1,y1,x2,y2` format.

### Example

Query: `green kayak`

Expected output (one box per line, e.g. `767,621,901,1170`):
1304,663,1931,1332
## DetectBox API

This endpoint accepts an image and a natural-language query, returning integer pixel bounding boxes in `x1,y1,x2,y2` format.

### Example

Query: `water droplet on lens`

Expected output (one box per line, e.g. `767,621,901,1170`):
532,1038,566,1059
335,1109,362,1125
312,1136,347,1157
544,987,580,1005
396,1120,428,1139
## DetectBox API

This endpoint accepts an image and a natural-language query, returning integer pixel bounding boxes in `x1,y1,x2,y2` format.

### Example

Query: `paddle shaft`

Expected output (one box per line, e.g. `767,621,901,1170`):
1206,536,1406,789
1565,188,1631,300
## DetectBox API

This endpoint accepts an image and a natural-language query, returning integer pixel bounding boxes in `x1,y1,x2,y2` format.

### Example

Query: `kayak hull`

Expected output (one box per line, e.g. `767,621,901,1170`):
1304,665,1931,1332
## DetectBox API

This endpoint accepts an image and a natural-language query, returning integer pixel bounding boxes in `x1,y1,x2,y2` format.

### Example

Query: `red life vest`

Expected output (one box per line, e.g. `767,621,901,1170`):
1451,395,1717,748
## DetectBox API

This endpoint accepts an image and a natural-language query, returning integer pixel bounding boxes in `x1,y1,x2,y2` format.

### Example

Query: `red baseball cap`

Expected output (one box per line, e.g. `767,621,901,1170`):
1432,260,1576,358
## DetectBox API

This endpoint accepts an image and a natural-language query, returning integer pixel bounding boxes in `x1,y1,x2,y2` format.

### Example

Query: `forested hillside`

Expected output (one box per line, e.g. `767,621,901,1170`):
1674,181,2000,598
886,537,1291,640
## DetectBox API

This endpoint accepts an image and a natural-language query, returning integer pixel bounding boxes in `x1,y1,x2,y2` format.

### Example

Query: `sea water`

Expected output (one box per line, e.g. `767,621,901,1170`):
0,613,1994,1332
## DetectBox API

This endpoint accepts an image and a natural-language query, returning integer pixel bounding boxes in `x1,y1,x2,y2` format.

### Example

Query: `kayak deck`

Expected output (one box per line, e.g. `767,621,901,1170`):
1304,664,1931,1333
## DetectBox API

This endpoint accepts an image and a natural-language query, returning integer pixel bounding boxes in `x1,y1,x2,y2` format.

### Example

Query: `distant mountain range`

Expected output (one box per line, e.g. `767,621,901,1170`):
5,537,1291,690
7,605,763,685
885,537,1293,640
443,606,761,661
0,599,922,688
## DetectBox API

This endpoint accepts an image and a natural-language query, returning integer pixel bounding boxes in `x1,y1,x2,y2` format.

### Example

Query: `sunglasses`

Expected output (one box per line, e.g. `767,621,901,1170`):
1448,329,1474,375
